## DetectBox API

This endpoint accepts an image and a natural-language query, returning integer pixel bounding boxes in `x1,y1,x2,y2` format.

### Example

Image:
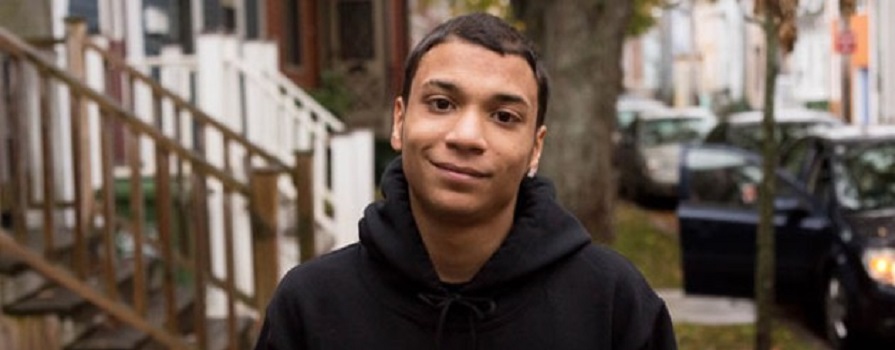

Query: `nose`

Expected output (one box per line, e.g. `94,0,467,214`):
445,108,487,154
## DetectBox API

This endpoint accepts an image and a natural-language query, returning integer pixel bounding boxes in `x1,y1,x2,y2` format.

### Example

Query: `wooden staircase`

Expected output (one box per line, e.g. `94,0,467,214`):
0,19,315,350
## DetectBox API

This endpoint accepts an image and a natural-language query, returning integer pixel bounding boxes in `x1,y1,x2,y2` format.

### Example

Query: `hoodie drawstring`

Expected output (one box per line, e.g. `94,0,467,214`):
418,293,497,350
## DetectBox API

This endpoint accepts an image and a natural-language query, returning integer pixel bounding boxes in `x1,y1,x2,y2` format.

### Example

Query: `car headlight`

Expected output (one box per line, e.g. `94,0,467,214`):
863,248,895,287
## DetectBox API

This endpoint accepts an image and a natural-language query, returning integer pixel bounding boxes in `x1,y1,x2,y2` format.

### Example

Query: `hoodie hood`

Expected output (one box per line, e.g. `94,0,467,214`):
358,157,592,294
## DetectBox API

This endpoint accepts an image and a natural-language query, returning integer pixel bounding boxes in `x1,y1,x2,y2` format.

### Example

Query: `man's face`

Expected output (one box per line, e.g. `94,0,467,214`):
391,39,546,223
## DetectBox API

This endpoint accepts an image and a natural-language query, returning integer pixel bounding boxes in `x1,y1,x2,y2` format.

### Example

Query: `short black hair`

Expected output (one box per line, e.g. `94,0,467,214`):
400,13,550,127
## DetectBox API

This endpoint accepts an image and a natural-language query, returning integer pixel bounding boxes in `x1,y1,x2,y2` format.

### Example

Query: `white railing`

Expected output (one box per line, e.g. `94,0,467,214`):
131,35,373,263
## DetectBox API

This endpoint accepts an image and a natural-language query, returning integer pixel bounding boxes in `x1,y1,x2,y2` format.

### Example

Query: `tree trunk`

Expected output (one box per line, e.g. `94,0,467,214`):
513,0,633,243
755,11,779,350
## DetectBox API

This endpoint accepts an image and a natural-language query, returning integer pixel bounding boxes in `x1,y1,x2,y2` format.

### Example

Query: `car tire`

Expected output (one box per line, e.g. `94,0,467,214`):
824,271,855,349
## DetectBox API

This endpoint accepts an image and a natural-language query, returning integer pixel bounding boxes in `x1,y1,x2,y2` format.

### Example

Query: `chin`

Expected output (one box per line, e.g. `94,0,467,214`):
417,190,487,219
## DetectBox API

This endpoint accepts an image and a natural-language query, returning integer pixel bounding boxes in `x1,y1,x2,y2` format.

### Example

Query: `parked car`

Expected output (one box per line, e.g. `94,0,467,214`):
678,125,895,349
704,108,843,154
615,107,716,200
615,94,670,134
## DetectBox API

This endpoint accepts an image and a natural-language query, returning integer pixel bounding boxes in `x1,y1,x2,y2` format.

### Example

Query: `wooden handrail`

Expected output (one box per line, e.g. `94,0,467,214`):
1,23,297,348
83,41,291,172
0,230,193,350
0,27,251,195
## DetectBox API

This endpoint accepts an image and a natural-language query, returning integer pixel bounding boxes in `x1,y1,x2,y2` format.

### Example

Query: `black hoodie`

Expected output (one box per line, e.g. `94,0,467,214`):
255,158,677,349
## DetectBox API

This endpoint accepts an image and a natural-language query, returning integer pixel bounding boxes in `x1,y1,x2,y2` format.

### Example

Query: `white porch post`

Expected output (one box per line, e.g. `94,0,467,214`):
196,34,225,317
52,0,75,226
330,129,374,249
242,41,280,161
196,34,248,317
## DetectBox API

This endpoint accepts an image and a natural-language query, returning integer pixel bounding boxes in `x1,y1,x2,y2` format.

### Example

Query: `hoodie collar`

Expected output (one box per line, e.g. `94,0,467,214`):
359,157,591,294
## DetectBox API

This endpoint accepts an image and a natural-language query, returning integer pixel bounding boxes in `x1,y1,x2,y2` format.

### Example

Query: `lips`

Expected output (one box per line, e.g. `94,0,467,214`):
431,161,489,178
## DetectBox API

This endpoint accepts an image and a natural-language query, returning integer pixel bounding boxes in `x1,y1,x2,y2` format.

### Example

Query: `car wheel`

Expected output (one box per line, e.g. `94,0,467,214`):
824,272,852,349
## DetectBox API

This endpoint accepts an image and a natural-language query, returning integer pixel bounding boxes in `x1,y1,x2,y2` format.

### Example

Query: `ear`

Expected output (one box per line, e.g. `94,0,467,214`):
527,125,547,177
391,97,405,152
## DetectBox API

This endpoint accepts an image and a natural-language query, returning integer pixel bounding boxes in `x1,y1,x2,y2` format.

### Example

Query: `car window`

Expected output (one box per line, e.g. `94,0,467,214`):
778,122,835,149
617,110,638,131
638,118,711,147
724,120,837,153
835,141,895,210
780,138,814,179
807,158,833,209
684,148,762,208
704,123,728,144
726,124,764,151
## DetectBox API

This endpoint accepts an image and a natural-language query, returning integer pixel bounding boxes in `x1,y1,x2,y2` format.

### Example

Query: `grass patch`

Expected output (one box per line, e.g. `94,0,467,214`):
674,323,817,350
610,202,682,289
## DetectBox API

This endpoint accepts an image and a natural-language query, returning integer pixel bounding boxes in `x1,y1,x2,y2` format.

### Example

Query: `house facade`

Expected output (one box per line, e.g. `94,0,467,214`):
624,0,895,125
1,2,384,346
60,0,409,137
263,0,410,135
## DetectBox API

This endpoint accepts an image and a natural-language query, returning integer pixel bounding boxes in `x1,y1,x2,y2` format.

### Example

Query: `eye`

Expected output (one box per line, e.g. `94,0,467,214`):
426,97,454,113
493,110,521,124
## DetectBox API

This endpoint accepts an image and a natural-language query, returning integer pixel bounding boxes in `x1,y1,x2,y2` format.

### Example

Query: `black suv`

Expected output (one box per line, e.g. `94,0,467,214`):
678,125,895,349
704,108,842,154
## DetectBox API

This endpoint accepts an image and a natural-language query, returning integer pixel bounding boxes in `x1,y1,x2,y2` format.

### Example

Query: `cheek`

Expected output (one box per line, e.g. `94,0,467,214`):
497,147,536,177
401,119,447,148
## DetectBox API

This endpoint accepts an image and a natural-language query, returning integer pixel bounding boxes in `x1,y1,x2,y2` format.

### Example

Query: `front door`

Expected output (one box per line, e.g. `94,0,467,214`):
678,145,833,299
678,145,764,297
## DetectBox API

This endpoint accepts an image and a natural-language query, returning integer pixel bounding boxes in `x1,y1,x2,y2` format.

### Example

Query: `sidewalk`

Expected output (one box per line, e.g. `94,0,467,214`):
656,288,755,325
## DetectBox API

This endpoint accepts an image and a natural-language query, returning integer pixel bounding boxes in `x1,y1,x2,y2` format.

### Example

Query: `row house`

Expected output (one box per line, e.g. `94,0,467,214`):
623,0,895,125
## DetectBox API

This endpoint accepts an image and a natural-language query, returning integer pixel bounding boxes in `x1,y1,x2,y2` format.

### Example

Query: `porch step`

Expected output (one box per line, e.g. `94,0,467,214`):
66,287,194,350
2,260,153,317
0,228,98,276
204,317,256,350
140,316,255,350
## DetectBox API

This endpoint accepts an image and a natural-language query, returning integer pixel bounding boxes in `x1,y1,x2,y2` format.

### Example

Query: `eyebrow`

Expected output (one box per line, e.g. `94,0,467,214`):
422,79,529,106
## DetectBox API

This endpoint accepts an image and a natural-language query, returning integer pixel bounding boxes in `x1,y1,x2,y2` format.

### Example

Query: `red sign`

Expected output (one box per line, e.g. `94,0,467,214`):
835,30,856,55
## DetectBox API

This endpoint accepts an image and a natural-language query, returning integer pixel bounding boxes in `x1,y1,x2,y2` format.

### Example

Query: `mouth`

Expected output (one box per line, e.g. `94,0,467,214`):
431,161,490,179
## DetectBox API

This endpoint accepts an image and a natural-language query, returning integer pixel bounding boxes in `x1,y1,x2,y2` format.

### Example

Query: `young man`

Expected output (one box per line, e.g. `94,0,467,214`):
255,13,676,349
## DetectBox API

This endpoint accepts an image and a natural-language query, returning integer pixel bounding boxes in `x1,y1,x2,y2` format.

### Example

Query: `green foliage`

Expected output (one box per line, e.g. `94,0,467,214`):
431,0,662,36
628,0,665,37
419,0,513,18
309,70,354,118
804,100,830,112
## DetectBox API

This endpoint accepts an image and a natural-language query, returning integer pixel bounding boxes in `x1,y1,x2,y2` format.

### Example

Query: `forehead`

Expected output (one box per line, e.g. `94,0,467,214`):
412,40,538,99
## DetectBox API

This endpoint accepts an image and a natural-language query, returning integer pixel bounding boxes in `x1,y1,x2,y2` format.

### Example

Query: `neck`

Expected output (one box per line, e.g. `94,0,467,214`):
412,200,517,284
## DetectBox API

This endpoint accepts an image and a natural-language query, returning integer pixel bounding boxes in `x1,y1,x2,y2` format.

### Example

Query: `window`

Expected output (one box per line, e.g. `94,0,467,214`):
836,142,895,210
337,0,374,60
637,117,712,147
284,0,302,66
781,138,813,178
684,148,762,208
808,159,833,208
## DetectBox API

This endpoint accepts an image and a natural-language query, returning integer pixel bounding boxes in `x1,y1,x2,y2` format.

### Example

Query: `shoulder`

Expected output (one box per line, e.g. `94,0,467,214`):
577,243,651,284
571,244,676,348
273,244,362,298
561,243,665,309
